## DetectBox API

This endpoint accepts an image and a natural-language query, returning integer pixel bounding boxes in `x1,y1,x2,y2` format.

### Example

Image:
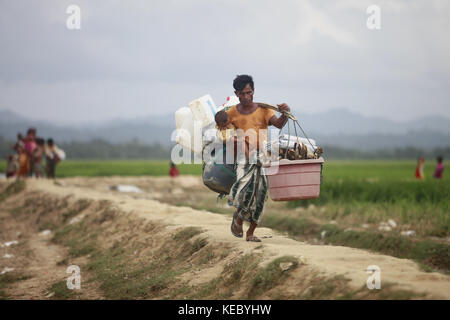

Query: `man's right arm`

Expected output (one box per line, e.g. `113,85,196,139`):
269,113,288,129
269,103,290,129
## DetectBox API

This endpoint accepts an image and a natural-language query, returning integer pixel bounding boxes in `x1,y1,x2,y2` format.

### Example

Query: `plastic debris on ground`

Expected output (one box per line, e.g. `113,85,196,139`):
0,267,15,275
388,219,397,228
378,222,392,232
69,216,82,225
109,185,143,193
39,230,52,236
1,241,18,247
279,262,294,271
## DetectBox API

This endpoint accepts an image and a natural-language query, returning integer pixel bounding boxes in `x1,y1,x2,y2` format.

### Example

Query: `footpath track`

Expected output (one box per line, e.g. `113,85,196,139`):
1,177,449,299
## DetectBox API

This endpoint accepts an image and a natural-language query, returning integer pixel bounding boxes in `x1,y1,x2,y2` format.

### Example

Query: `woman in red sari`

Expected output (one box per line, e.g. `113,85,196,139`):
415,157,425,179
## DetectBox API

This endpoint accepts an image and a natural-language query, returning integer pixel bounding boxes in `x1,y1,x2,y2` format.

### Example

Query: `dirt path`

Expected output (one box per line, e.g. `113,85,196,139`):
1,177,449,299
8,177,446,299
6,232,67,299
0,198,104,300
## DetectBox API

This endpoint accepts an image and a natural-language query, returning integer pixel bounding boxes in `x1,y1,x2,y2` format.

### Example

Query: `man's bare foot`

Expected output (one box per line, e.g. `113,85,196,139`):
246,235,261,242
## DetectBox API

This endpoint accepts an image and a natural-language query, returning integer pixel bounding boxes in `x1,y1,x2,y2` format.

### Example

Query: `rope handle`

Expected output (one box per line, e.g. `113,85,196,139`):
256,102,317,153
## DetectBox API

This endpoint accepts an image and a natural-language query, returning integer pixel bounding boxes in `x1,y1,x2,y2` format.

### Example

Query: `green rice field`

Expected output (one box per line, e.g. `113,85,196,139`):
2,159,448,219
2,159,448,180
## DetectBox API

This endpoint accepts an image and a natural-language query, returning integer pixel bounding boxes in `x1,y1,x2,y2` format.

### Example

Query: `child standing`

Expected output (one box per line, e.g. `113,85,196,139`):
415,157,425,179
33,138,45,178
5,155,18,178
169,162,179,178
25,128,37,177
45,138,61,178
433,156,444,179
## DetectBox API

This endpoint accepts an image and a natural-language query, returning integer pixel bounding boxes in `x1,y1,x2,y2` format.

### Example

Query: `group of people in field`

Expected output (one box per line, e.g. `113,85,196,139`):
415,156,445,180
5,128,65,179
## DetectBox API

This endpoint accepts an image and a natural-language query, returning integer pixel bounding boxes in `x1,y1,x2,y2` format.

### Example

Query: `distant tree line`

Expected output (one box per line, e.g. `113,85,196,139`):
0,136,449,160
0,137,171,160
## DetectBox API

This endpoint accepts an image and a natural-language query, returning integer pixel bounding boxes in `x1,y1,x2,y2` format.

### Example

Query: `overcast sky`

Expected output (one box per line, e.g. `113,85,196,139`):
1,0,449,125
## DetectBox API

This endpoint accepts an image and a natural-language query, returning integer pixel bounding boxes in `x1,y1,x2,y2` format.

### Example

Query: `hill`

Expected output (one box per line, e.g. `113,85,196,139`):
1,108,449,150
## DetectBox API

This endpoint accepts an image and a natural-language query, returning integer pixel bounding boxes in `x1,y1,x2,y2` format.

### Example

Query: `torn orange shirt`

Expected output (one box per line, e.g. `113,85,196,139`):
226,105,275,150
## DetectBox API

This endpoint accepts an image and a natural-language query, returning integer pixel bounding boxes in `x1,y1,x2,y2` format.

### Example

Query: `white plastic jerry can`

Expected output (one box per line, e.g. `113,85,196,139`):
175,107,192,129
174,107,203,153
188,94,220,128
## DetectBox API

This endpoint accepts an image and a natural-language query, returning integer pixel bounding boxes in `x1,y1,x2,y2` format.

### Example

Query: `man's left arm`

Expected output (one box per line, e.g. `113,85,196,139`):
268,103,290,129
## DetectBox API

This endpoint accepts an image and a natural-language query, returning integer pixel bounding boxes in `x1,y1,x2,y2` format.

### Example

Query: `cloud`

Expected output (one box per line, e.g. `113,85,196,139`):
293,1,357,46
0,0,449,123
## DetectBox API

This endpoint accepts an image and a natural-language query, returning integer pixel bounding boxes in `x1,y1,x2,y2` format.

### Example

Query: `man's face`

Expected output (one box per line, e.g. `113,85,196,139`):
235,83,254,105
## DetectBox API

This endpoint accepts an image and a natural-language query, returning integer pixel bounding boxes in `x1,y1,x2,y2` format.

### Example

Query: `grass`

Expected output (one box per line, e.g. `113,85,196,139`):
9,188,431,300
303,275,353,300
150,157,450,272
36,158,447,273
286,162,449,227
188,255,301,299
1,159,448,298
319,160,449,181
262,215,319,237
173,226,204,241
286,161,449,233
48,160,202,177
1,159,448,179
50,216,212,299
47,280,80,300
260,214,450,272
0,180,25,202
0,273,32,299
62,199,92,223
2,160,448,237
51,222,97,258
188,254,260,299
248,256,299,298
52,221,179,299
83,226,211,299
288,179,449,209
303,276,425,300
318,224,450,272
86,244,183,299
223,254,259,285
56,258,69,266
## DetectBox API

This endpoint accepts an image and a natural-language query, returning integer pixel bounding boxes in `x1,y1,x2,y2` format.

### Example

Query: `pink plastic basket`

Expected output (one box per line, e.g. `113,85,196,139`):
265,157,324,201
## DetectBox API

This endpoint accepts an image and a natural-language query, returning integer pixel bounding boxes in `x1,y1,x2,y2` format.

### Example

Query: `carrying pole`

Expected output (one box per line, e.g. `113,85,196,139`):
257,102,317,152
